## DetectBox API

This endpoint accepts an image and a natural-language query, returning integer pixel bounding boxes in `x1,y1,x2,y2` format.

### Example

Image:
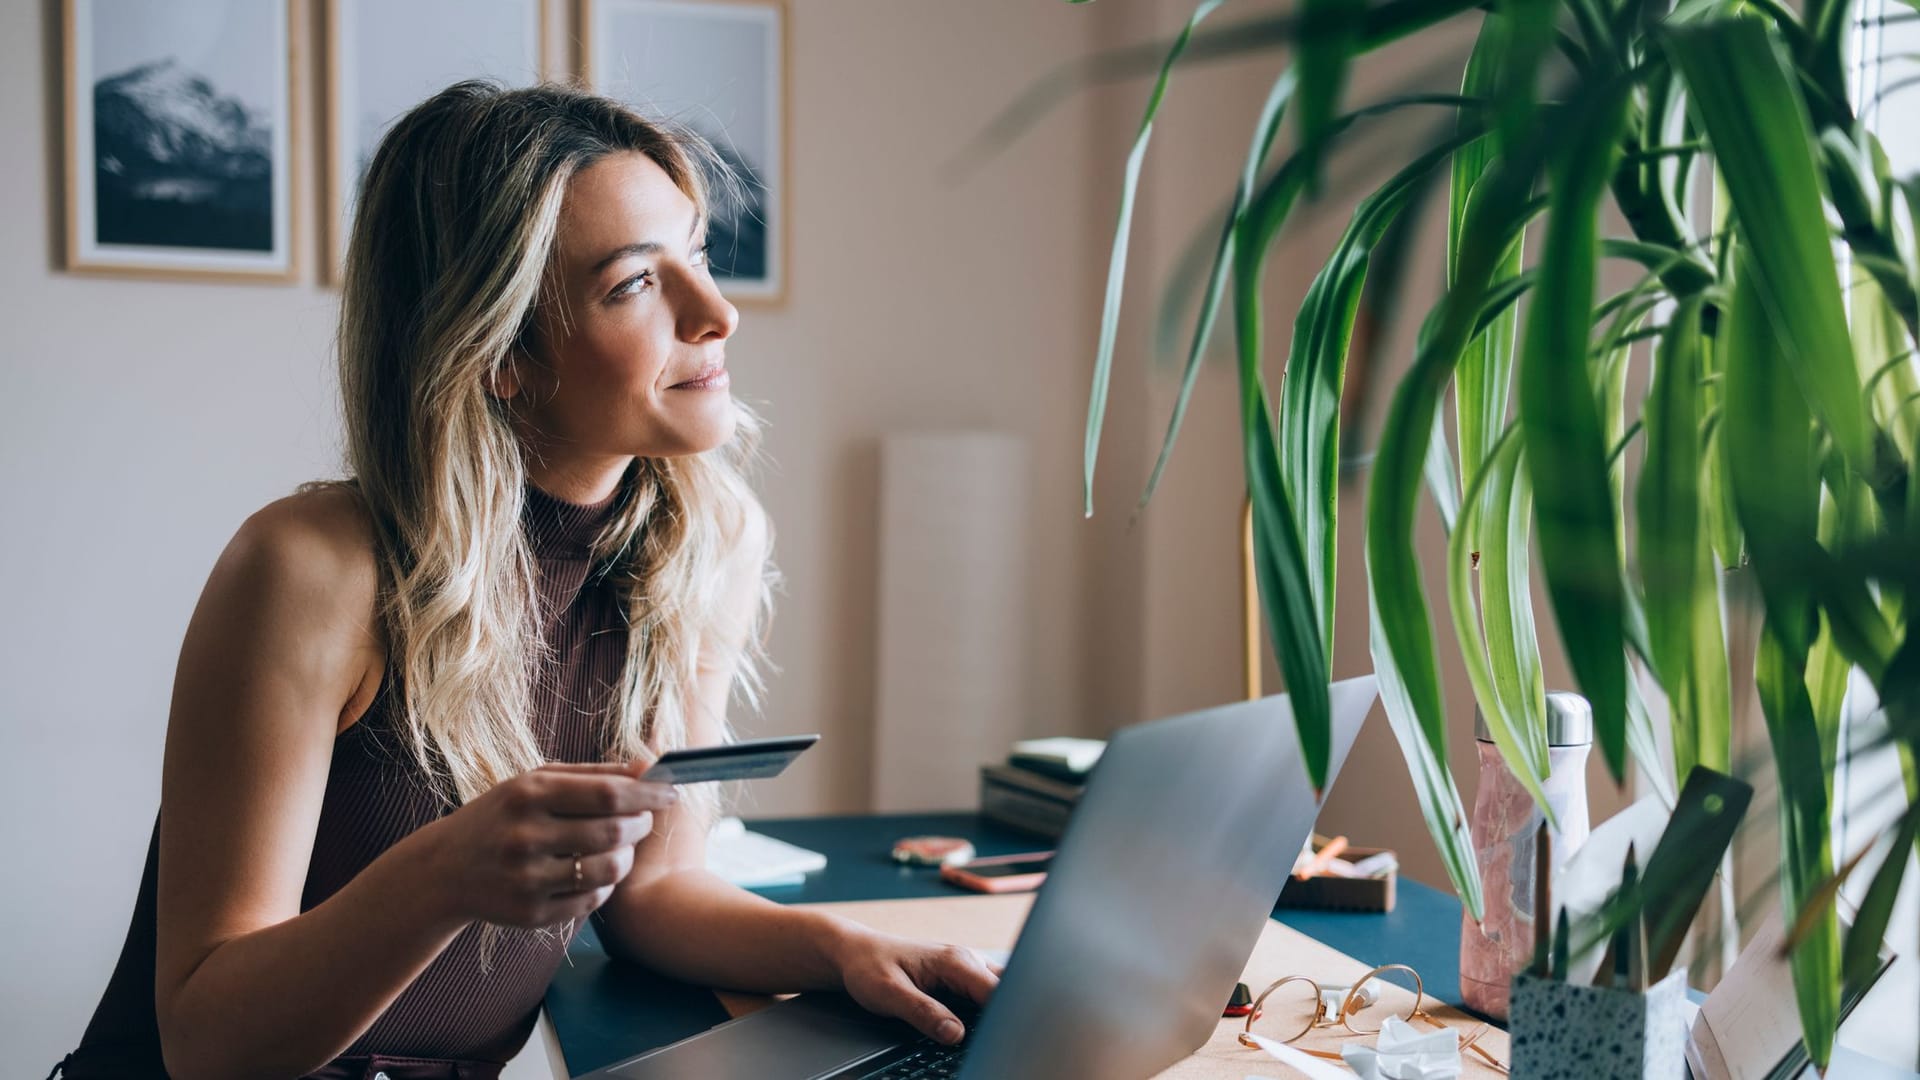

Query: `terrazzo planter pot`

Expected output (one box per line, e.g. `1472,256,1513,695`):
1508,966,1689,1079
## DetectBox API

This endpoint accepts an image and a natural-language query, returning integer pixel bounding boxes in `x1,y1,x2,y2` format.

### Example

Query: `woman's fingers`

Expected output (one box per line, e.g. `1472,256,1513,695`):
547,846,635,897
532,771,678,817
882,975,967,1045
931,946,1000,1007
542,811,655,856
539,758,655,776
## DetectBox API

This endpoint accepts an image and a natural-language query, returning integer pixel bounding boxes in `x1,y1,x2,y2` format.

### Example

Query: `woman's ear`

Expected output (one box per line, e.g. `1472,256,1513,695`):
486,355,524,402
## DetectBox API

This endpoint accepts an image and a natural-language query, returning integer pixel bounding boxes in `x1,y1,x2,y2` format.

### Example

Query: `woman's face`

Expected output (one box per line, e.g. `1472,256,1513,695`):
513,151,740,465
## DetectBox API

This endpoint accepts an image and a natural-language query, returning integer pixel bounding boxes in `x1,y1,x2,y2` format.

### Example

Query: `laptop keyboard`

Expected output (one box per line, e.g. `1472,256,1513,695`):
849,1035,970,1079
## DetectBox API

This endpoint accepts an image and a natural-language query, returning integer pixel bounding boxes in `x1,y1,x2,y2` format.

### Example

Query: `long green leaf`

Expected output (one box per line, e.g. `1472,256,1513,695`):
1609,63,1715,300
1808,490,1854,792
1447,424,1554,816
1239,368,1332,792
1624,664,1677,805
1856,269,1920,455
1369,164,1517,759
1425,409,1461,537
1483,429,1550,797
1637,297,1731,779
1140,70,1295,512
1841,802,1918,990
1757,624,1841,1070
1851,268,1917,629
1141,86,1481,512
1298,0,1359,191
1517,79,1633,782
1233,133,1331,793
1719,262,1895,690
1370,572,1483,917
1724,246,1823,656
1083,0,1226,517
1492,0,1557,153
1597,325,1634,571
1663,18,1884,489
1229,98,1484,792
1699,302,1746,570
1727,250,1838,1068
1454,13,1525,481
1283,130,1478,650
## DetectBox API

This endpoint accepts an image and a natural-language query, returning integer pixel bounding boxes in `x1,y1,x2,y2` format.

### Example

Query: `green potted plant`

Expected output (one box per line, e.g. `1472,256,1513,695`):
1022,0,1920,1067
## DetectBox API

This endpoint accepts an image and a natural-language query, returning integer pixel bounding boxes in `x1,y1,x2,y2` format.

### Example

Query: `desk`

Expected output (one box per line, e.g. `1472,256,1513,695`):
545,812,1473,1076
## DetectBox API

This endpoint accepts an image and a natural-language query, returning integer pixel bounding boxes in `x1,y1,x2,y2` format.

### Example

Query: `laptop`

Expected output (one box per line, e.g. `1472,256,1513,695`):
582,674,1379,1080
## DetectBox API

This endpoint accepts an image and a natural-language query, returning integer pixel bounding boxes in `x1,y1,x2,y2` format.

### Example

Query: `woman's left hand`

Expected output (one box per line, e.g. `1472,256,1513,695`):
831,928,1002,1046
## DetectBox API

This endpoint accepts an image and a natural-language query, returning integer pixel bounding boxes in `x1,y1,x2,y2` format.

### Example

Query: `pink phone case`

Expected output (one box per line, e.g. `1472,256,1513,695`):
940,851,1054,894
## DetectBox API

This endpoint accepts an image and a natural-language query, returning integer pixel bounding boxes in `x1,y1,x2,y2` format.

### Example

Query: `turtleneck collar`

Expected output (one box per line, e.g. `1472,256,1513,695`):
522,481,622,561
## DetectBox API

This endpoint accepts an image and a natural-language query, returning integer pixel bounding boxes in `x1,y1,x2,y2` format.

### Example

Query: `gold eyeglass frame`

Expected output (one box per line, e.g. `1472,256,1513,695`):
1235,963,1509,1073
1235,963,1430,1048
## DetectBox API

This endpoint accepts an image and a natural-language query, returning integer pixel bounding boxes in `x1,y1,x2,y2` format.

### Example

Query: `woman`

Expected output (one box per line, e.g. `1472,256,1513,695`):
57,82,997,1079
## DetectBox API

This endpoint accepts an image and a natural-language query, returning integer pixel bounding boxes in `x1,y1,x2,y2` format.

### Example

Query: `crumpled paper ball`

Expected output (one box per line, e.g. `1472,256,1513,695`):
1339,1016,1462,1080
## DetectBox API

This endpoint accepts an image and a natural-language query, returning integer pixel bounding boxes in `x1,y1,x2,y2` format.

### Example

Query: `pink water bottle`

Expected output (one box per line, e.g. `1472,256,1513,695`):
1458,692,1592,1019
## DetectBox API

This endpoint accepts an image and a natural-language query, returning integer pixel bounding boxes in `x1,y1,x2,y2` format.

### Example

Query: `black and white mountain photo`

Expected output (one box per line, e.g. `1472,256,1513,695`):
93,57,272,251
68,0,291,275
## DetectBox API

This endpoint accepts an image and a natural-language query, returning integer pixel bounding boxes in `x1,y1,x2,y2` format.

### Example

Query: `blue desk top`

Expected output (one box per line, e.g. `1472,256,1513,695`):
545,812,1470,1077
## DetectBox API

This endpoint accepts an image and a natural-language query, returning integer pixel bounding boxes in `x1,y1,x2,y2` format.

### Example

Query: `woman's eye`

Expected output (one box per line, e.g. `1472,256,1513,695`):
694,242,713,272
614,270,654,297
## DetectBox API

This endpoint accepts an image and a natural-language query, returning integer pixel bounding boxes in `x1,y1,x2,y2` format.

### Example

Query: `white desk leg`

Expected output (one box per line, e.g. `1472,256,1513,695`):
499,1007,569,1080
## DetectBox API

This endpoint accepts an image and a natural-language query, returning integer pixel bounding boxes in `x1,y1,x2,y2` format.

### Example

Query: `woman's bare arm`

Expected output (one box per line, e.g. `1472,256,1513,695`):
153,490,473,1078
153,490,673,1078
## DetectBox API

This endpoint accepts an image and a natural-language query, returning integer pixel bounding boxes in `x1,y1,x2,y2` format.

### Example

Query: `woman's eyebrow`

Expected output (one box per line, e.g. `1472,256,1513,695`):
590,219,707,274
591,241,663,273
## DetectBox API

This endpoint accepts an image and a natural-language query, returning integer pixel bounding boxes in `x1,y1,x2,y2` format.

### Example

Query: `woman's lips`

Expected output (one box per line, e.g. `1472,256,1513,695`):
669,366,730,390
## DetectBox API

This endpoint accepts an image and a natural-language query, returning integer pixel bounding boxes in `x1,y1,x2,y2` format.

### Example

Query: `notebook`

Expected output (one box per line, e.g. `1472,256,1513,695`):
706,817,828,888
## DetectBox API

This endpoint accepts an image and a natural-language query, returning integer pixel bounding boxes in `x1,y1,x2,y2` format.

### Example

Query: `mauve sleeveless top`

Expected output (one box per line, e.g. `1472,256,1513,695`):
60,485,632,1079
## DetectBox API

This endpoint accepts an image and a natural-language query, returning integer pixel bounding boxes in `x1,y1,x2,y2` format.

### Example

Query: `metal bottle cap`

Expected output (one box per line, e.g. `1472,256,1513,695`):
1474,691,1594,747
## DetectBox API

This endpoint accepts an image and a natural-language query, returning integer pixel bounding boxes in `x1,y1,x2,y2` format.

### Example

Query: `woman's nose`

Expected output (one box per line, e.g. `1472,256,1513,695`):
679,273,738,344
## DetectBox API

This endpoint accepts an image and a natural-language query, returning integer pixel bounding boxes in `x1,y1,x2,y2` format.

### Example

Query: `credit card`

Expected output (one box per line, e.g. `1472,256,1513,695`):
639,734,821,784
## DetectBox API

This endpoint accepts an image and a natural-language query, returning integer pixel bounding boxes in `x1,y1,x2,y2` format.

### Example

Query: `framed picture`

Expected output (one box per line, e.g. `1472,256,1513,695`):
582,0,789,305
62,0,299,281
325,0,551,282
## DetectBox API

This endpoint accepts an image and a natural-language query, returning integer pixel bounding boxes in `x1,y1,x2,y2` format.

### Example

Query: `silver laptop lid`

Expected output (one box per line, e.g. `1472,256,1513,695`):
958,674,1378,1080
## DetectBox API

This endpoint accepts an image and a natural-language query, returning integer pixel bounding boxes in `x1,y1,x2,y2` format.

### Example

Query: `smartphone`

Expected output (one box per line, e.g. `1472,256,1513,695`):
940,851,1054,894
639,734,820,785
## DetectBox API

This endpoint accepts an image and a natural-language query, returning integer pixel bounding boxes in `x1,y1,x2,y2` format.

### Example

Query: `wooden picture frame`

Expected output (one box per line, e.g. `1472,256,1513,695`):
323,0,553,284
580,0,790,306
62,0,301,282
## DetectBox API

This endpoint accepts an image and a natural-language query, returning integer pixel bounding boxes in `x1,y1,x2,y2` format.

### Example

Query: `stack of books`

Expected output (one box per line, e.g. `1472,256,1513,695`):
978,737,1105,838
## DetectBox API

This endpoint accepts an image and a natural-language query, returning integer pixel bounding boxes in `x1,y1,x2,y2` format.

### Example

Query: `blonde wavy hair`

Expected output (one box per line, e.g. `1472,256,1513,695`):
327,81,773,819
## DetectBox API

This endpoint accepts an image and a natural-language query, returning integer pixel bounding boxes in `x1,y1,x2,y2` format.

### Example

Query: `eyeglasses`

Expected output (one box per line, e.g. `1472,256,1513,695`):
1237,963,1429,1049
1237,963,1508,1072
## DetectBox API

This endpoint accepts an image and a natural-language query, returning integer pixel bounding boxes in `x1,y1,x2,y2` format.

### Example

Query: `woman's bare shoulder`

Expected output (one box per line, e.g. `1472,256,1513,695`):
226,484,380,599
205,485,387,665
190,484,389,732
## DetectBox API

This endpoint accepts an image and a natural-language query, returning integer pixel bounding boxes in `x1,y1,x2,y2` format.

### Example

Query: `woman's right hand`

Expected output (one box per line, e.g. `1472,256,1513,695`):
413,761,679,929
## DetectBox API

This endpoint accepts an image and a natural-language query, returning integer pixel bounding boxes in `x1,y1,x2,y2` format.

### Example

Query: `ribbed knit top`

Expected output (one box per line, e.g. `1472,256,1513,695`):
64,485,633,1078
